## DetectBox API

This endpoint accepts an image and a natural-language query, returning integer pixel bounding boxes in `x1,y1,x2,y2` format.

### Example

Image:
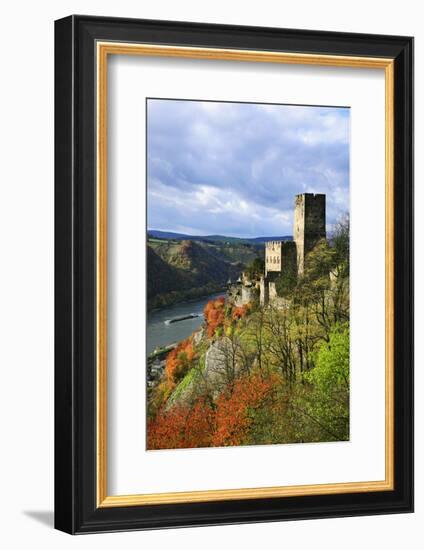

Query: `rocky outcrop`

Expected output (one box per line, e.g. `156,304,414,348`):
166,336,242,408
203,338,246,397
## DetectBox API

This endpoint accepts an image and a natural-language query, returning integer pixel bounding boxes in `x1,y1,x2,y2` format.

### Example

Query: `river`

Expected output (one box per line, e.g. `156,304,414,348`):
146,292,225,355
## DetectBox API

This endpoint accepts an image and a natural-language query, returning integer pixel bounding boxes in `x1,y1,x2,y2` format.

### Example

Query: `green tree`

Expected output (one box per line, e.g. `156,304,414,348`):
300,323,350,441
331,214,350,278
275,262,297,297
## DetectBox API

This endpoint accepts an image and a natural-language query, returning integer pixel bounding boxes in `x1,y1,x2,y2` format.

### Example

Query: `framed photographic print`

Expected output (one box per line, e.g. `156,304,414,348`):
54,15,414,534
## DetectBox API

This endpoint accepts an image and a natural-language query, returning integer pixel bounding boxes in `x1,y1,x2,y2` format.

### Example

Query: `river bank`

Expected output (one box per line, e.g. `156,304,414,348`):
146,291,225,355
148,283,226,311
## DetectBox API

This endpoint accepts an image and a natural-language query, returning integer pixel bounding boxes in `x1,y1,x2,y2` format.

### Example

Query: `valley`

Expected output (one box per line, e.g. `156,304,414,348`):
147,235,262,310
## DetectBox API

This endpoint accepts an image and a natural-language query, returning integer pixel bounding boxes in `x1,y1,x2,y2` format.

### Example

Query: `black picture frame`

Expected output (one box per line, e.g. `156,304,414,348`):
55,14,414,534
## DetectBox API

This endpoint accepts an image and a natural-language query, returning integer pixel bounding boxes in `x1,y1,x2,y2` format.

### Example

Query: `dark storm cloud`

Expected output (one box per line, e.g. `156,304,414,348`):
147,99,350,237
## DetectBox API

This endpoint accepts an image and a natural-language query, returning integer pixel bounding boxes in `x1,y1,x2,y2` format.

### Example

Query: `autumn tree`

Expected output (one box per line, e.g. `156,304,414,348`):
147,398,216,449
212,371,280,447
203,296,226,337
165,338,195,384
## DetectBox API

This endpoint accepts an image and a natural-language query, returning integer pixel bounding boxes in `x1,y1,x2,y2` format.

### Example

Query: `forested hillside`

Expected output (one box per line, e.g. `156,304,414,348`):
147,238,261,310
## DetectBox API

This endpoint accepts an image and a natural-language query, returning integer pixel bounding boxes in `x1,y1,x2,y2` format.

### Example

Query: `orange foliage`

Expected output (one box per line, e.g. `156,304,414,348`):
147,371,281,450
203,296,226,337
147,399,215,449
203,297,252,338
212,373,279,447
165,338,195,384
232,304,250,321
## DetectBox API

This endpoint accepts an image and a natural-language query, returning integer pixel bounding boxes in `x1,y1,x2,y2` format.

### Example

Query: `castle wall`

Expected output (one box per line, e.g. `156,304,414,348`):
281,241,297,275
241,285,254,305
259,276,269,306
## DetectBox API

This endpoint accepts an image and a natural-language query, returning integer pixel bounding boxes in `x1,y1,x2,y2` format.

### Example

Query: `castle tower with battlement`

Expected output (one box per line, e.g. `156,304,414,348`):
259,193,326,306
293,193,326,275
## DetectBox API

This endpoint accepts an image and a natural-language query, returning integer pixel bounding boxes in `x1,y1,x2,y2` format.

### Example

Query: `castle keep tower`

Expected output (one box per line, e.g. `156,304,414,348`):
294,193,326,275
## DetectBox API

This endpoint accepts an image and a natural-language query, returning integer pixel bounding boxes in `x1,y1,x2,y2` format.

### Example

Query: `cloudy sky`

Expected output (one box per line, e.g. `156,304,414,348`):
147,99,349,238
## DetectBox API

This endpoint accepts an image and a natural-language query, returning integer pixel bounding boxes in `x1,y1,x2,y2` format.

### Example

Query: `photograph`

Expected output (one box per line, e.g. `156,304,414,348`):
50,9,413,537
146,98,351,450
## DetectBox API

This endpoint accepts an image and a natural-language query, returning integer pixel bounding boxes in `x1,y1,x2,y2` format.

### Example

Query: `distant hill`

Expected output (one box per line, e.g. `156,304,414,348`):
148,230,197,241
147,246,186,299
147,239,261,310
148,229,292,246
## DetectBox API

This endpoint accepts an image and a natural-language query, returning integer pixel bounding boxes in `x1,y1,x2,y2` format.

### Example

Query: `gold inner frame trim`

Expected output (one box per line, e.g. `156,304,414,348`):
96,41,395,508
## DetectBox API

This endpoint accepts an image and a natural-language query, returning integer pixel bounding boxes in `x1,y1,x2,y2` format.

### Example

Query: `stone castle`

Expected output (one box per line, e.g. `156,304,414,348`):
260,193,326,305
229,193,326,307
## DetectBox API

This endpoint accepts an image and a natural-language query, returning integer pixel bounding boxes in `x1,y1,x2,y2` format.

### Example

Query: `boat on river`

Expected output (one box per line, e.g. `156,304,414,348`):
164,313,201,325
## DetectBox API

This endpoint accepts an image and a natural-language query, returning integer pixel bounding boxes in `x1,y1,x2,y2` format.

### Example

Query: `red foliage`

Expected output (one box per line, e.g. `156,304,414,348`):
203,296,226,337
165,338,195,383
212,373,279,447
147,371,281,450
147,399,215,450
232,304,250,321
